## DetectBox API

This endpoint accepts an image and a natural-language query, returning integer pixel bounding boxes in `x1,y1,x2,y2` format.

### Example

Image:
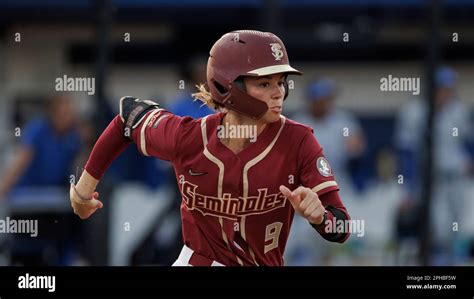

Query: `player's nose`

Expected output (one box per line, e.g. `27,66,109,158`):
270,84,285,100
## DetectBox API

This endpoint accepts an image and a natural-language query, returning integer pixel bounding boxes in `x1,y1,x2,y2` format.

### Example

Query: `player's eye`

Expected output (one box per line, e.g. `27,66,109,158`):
259,82,270,88
278,81,285,86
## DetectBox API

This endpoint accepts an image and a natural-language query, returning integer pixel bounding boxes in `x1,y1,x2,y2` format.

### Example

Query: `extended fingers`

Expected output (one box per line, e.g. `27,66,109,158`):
296,188,319,210
298,192,315,211
279,185,293,198
303,199,320,218
286,187,325,223
279,185,301,208
308,207,326,225
94,200,104,209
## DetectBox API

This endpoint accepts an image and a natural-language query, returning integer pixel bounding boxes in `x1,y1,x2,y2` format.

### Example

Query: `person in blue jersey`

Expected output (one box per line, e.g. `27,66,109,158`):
0,95,81,197
394,66,473,265
0,95,83,266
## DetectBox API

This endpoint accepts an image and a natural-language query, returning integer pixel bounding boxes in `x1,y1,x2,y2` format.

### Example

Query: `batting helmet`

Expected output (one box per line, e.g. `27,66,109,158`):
207,30,302,119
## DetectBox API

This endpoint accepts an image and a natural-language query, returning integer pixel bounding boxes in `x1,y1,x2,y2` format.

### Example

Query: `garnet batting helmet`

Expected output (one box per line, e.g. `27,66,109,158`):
207,30,302,119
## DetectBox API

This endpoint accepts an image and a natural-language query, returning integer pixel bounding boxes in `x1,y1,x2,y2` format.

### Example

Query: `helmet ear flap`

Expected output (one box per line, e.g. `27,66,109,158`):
234,77,246,92
212,80,229,96
283,81,289,101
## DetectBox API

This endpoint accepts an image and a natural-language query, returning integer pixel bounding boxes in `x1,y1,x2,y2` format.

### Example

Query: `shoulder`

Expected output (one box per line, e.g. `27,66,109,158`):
284,116,313,132
180,111,220,129
282,117,323,162
172,111,221,143
282,116,316,144
161,109,201,127
151,110,220,137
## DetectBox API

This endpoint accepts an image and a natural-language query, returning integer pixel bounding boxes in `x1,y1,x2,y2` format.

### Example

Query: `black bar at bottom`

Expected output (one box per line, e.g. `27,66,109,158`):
0,266,472,298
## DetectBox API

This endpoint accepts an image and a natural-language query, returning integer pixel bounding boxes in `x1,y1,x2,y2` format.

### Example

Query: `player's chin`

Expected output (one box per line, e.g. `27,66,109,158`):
263,110,282,123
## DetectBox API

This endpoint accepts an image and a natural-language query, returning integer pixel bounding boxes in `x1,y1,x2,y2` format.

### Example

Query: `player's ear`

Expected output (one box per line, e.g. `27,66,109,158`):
283,75,289,100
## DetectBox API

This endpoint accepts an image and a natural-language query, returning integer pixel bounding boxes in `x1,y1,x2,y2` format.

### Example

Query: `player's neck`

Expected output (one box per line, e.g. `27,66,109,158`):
219,112,267,154
224,112,266,129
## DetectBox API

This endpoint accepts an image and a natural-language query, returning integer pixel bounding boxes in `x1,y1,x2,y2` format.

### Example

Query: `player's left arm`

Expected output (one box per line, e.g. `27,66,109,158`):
286,128,351,243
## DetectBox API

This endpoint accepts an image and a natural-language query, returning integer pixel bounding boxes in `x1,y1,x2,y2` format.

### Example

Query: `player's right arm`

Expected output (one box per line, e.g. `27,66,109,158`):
71,96,183,219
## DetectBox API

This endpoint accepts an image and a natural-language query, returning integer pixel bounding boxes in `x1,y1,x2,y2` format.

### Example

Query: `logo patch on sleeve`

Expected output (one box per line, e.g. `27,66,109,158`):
316,157,332,177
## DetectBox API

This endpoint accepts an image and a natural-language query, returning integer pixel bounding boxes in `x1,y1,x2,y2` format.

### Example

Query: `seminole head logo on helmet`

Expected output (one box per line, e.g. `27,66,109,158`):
270,43,284,61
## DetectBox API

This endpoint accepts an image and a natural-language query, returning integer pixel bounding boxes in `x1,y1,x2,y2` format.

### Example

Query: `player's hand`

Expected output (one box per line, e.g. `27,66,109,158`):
69,183,103,219
279,185,326,225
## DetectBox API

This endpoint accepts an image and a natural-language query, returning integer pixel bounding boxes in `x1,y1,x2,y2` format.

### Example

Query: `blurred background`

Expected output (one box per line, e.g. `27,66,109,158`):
0,0,472,266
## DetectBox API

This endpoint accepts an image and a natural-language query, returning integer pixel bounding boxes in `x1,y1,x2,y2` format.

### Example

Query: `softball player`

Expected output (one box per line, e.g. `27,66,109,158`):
395,67,472,264
70,30,351,266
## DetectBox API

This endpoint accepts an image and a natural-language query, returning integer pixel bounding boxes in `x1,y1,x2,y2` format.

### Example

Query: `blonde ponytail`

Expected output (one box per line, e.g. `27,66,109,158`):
191,83,226,112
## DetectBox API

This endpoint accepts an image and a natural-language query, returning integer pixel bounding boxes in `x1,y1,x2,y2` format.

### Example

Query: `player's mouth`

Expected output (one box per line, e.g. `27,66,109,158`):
269,105,282,113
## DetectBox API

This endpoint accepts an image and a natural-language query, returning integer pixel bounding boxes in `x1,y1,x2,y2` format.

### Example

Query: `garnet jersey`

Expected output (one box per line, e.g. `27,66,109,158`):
129,109,345,266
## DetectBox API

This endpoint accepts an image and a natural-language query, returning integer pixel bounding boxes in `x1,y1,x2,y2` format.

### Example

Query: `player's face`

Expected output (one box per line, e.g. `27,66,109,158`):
50,96,76,133
435,87,455,108
244,73,286,123
310,96,333,119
